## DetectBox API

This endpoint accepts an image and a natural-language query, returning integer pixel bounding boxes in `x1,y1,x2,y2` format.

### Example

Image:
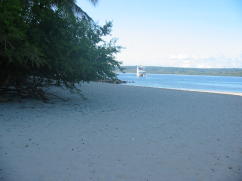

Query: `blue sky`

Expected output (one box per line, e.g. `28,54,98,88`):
77,0,242,68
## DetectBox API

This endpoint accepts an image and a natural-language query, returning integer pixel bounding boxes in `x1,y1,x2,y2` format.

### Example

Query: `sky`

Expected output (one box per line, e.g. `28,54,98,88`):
77,0,242,68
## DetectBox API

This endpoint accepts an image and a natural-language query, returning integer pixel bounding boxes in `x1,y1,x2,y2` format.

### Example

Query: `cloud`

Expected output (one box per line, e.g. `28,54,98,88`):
166,55,242,68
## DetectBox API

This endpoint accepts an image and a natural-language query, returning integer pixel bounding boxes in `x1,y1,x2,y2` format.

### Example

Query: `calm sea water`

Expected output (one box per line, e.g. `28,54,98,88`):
118,73,242,93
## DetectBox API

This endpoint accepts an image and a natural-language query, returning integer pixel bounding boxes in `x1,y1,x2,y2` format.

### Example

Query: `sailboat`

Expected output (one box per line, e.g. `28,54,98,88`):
136,66,146,77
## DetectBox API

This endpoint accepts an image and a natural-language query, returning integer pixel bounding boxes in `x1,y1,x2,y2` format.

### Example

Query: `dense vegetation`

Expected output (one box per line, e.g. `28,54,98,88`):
0,0,121,100
122,66,242,77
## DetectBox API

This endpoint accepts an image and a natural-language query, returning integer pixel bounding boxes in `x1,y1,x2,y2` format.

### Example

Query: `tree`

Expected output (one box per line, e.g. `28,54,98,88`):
50,0,97,19
0,0,121,100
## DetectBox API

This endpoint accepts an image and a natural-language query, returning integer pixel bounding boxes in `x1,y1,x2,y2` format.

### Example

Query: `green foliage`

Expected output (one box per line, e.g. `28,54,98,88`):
0,0,121,98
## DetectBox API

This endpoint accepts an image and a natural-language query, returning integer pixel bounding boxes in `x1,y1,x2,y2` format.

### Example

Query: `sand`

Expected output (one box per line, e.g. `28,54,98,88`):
0,82,242,181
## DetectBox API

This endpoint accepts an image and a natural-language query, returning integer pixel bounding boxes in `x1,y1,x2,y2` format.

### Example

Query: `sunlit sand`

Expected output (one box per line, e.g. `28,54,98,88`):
1,83,242,181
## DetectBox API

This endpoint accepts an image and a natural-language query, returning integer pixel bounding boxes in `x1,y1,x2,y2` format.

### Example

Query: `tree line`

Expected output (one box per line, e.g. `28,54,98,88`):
122,66,242,77
0,0,121,100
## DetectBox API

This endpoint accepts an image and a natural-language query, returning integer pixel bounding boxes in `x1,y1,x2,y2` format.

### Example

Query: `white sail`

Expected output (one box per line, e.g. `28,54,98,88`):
136,66,146,77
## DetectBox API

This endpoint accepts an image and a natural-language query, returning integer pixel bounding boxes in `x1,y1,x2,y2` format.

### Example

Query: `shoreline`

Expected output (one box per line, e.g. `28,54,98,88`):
120,84,242,97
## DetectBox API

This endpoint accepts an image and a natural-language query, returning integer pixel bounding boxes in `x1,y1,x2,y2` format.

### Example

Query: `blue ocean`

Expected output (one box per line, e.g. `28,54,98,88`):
118,73,242,93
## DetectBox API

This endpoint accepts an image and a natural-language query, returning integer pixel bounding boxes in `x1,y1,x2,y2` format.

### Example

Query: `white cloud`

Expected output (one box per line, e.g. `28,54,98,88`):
165,55,242,68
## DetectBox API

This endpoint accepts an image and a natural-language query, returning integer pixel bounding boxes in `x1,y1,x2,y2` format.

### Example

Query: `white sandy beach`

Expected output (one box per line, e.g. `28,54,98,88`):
0,82,242,181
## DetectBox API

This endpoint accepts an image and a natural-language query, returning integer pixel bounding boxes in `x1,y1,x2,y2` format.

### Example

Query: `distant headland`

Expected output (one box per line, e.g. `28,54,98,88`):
120,66,242,77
